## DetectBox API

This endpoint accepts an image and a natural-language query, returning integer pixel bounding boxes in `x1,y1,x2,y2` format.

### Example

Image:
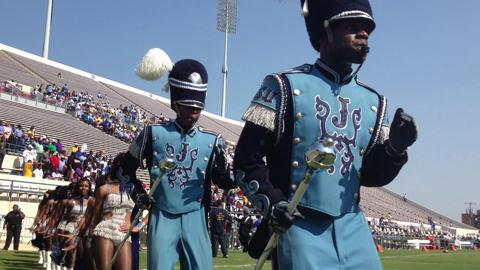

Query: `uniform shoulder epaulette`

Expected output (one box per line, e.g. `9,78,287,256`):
280,64,312,75
355,78,381,98
149,120,172,127
198,126,218,137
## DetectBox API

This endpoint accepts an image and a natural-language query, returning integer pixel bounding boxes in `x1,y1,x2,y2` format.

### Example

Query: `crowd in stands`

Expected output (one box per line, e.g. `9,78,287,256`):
369,214,480,250
2,78,171,143
72,101,158,143
1,80,84,107
0,119,114,183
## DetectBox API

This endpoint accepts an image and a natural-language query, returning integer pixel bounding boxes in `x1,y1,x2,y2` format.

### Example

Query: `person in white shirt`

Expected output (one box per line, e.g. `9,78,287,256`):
51,170,62,179
33,164,43,179
22,145,37,163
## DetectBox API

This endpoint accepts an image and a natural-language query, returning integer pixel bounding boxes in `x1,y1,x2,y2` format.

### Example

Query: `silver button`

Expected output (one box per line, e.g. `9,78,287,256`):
208,144,213,148
153,151,157,155
293,137,301,144
153,165,158,169
198,198,203,202
291,184,297,191
292,161,299,167
303,66,310,72
200,184,204,188
371,106,377,113
295,112,303,120
293,89,302,96
359,148,365,156
204,157,208,161
153,136,157,141
369,128,374,134
353,192,359,200
201,171,206,175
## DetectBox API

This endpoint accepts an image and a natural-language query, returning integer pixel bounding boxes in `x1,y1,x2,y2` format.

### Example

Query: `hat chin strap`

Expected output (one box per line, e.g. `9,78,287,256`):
324,20,334,44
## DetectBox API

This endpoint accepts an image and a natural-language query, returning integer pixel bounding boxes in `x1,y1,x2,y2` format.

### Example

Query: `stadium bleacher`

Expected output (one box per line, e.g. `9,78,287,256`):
0,51,46,87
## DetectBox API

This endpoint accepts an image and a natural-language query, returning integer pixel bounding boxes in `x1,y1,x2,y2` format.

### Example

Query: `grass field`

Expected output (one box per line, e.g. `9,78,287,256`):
1,249,479,270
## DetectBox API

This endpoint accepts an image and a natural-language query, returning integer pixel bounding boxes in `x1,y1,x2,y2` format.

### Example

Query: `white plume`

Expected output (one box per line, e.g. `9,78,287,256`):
135,48,173,81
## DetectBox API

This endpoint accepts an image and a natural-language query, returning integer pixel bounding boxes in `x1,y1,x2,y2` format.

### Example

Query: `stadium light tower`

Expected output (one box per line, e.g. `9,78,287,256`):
42,0,53,59
217,0,237,118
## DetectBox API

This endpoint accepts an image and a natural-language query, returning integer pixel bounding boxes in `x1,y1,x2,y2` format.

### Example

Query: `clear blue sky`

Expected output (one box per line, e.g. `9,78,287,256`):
2,0,480,223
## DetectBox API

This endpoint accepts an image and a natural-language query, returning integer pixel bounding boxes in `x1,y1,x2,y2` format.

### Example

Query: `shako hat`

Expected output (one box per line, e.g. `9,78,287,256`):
168,59,208,110
300,0,376,51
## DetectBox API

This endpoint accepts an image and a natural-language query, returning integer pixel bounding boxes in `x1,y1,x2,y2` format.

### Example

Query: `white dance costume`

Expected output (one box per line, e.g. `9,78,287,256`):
92,184,134,245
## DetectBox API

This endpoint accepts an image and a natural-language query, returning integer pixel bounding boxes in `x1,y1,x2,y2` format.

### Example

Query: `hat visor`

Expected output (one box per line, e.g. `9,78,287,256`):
329,11,376,31
174,100,204,110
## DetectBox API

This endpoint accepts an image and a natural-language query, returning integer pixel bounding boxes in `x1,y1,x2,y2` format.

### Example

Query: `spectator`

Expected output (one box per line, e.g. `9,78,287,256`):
3,122,12,140
22,144,37,172
55,139,63,154
59,154,66,175
14,124,23,139
71,144,79,154
33,163,44,179
24,160,34,177
27,126,35,140
238,209,254,252
2,205,25,251
83,165,92,178
34,138,44,161
51,169,62,179
209,201,230,258
0,120,5,137
0,136,5,170
49,151,60,172
47,140,57,154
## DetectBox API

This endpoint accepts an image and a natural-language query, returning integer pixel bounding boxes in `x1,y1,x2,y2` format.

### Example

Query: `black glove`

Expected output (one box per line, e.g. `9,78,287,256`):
136,193,155,210
388,108,418,155
270,201,303,233
213,145,229,174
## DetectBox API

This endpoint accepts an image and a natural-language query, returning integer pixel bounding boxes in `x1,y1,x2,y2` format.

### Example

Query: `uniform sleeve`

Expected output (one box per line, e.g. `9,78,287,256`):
360,110,408,187
127,125,152,170
119,126,153,200
234,76,288,216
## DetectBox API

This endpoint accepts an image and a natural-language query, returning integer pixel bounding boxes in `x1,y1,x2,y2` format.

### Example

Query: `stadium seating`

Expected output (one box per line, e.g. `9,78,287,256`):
0,51,44,87
360,187,471,229
3,50,130,108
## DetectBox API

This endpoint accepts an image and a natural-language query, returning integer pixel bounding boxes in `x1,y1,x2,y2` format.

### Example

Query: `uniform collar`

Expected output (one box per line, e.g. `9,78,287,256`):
174,120,197,137
314,59,356,85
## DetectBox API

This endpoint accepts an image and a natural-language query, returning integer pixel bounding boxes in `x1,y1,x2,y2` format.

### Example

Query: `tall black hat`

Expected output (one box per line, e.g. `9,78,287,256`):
300,0,376,51
168,59,208,110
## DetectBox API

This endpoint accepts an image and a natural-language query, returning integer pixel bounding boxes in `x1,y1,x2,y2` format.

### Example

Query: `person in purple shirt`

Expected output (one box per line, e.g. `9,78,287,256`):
55,139,63,153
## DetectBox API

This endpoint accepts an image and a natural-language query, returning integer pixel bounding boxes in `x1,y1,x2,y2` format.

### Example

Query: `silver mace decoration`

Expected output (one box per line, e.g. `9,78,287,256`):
255,138,336,270
108,155,176,270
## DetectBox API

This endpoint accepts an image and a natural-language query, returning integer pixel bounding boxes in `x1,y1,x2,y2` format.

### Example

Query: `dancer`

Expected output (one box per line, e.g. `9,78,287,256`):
59,179,93,269
89,154,137,270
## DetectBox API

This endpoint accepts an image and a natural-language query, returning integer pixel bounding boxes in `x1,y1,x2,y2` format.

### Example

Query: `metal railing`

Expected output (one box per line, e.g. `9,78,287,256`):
0,216,35,246
0,83,67,112
0,176,68,202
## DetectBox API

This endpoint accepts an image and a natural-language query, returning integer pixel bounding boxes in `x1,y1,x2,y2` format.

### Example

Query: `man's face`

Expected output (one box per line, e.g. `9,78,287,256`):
328,18,373,64
174,104,202,130
13,205,18,211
